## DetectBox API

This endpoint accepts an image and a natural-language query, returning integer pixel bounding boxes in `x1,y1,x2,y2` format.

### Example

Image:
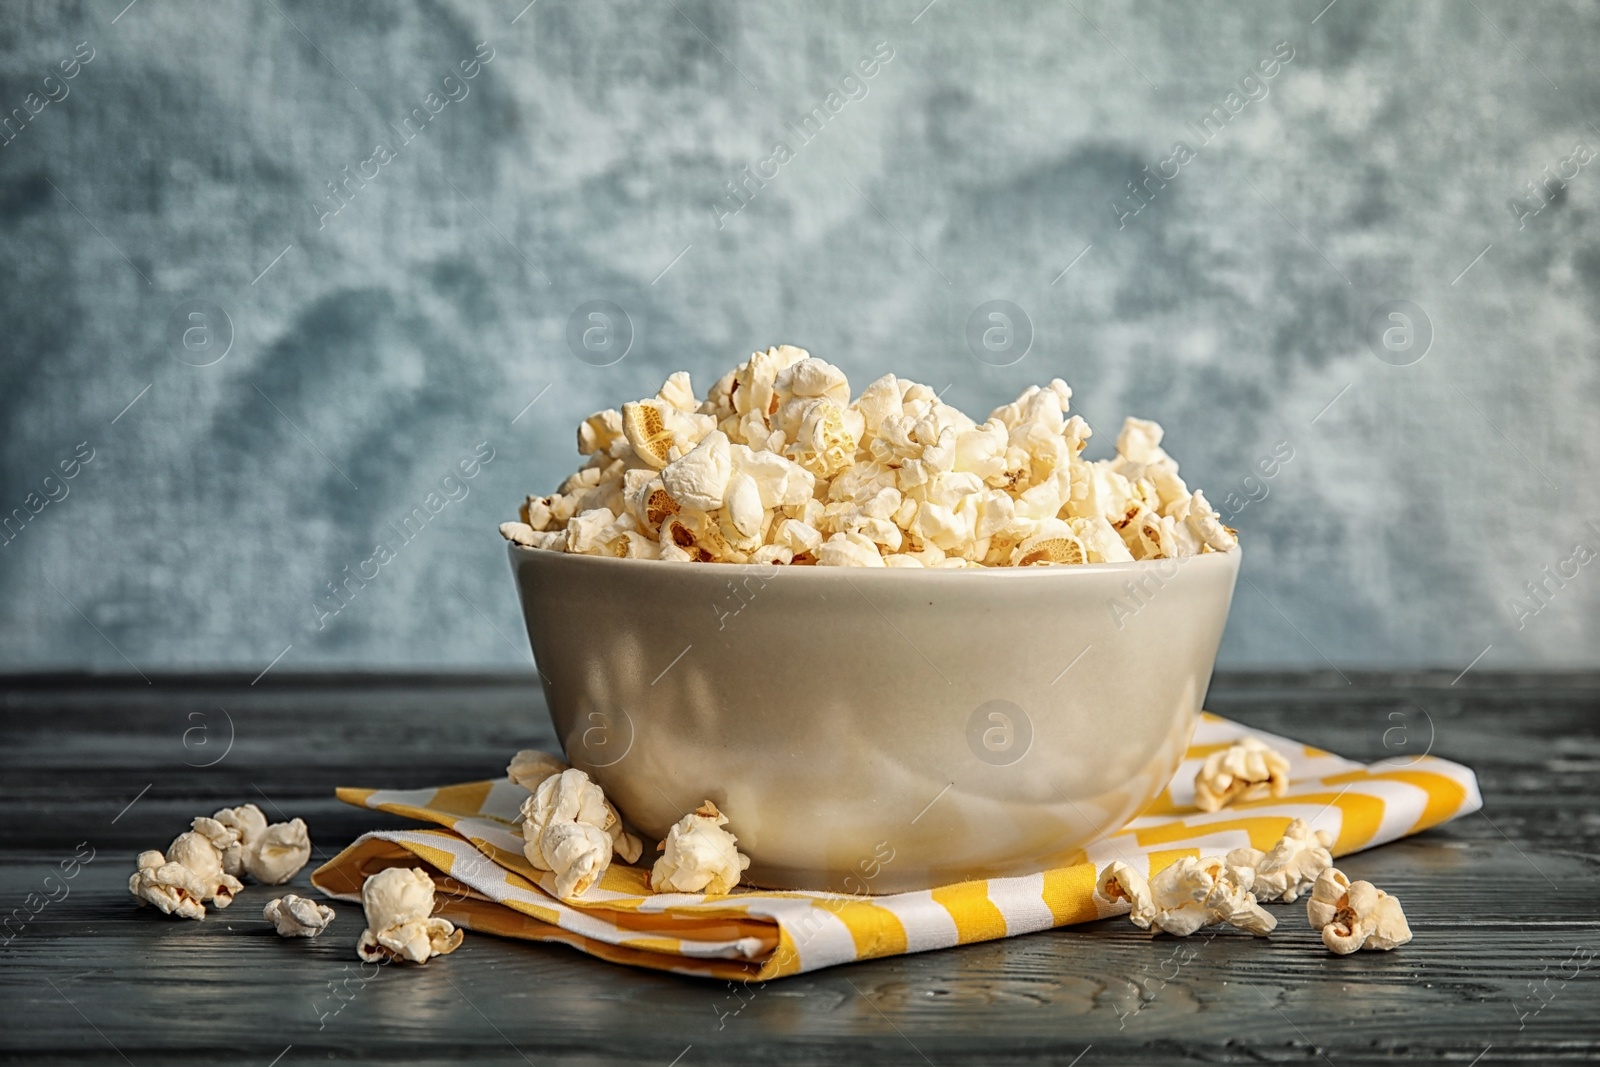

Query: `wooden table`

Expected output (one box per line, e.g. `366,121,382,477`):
2,672,1595,1065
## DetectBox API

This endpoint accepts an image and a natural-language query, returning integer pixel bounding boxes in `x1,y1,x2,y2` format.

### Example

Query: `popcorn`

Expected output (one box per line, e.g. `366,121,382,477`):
772,356,854,449
1306,868,1413,954
1225,818,1335,903
249,819,313,885
951,406,1001,450
816,531,887,568
623,471,680,535
520,768,643,901
132,803,312,919
1098,857,1276,937
1012,522,1087,566
751,544,795,565
203,804,312,885
564,507,618,555
578,409,624,456
356,867,464,964
1073,515,1135,563
1193,737,1291,812
1116,416,1167,466
772,518,823,558
661,430,733,511
650,801,751,895
129,833,244,920
1097,860,1157,927
723,472,764,542
853,374,902,437
732,445,815,508
506,749,569,791
908,500,973,553
622,399,706,469
733,344,808,425
502,349,1239,569
1173,490,1238,553
190,814,248,877
658,540,694,563
660,509,733,563
657,371,698,414
264,894,336,938
499,521,559,550
787,398,860,478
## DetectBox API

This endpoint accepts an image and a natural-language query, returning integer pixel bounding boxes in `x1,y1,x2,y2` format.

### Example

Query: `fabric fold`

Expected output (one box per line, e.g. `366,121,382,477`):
311,713,1481,980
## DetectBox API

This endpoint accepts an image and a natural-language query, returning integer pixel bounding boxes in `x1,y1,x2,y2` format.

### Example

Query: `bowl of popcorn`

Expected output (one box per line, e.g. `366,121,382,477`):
500,346,1240,893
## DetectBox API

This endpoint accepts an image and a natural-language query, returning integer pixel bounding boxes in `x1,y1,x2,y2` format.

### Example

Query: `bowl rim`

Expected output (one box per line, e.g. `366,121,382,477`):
507,539,1241,580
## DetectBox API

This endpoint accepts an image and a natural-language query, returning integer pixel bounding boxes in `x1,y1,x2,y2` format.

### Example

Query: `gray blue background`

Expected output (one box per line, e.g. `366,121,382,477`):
2,0,1597,673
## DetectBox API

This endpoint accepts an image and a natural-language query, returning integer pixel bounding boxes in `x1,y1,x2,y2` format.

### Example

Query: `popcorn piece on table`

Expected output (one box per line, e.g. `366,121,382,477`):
1193,737,1291,813
356,867,464,964
649,801,751,895
249,819,314,885
1225,818,1335,903
1306,868,1413,954
264,894,336,938
1098,857,1276,937
521,768,643,901
189,813,248,878
129,831,244,920
199,803,313,885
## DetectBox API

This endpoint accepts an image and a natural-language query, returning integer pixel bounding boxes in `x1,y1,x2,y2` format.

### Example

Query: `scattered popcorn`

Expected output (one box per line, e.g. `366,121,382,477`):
506,749,570,791
1098,860,1157,927
129,832,244,920
1193,737,1291,812
1304,868,1345,930
1225,819,1335,903
249,819,313,885
1306,868,1413,954
520,768,643,900
356,867,464,964
501,347,1237,567
132,803,315,920
1098,856,1276,937
264,894,336,938
200,804,312,885
191,813,249,878
650,801,751,895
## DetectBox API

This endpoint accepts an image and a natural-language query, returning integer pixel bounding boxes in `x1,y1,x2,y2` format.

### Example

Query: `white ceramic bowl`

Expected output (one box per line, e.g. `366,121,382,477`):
508,544,1240,893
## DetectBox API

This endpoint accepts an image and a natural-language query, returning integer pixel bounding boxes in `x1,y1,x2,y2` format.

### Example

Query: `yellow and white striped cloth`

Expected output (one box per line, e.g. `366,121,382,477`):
312,714,1480,980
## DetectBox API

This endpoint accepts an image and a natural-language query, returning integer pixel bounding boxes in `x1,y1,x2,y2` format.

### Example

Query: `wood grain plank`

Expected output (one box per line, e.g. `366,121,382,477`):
1,672,1596,1064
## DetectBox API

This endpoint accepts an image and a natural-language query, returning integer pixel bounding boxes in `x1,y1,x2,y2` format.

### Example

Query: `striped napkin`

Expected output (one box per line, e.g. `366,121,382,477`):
311,713,1481,980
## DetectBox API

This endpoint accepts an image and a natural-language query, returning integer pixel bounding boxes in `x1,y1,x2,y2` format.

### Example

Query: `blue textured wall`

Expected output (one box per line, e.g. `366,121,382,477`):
2,0,1597,673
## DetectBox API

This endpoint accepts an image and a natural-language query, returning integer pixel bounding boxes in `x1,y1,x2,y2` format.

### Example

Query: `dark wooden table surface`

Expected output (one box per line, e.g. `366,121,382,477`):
1,671,1596,1065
